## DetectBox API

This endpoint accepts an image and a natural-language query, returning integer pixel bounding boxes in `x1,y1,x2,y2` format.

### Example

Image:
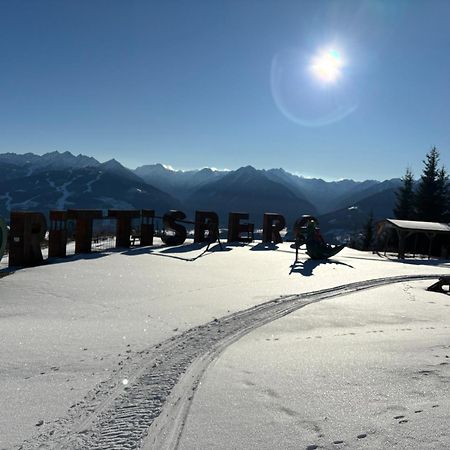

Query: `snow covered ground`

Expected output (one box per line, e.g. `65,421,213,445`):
0,240,449,449
178,282,450,450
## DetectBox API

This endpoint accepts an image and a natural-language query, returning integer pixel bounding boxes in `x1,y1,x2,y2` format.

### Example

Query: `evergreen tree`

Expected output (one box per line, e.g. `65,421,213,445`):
415,147,448,222
437,167,450,221
362,210,374,251
394,168,415,219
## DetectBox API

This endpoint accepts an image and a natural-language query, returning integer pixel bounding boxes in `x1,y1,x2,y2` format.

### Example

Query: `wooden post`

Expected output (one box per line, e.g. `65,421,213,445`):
427,232,436,259
396,229,405,259
413,233,418,258
383,230,390,256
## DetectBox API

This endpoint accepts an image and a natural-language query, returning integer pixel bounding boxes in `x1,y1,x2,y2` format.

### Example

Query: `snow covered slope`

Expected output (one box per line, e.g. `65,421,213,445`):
1,242,449,449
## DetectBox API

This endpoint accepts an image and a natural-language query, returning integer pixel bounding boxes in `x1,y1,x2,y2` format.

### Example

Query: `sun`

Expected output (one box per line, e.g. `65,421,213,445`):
310,48,344,83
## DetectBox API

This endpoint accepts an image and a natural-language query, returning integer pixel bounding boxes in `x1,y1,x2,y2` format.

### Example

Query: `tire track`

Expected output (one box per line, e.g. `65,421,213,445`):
19,274,443,450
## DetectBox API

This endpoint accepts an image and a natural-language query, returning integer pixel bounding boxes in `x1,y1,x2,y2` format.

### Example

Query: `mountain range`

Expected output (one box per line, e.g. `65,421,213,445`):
0,151,402,241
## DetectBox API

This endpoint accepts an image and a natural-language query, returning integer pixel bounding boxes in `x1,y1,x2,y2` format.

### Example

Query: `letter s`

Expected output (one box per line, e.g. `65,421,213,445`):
161,210,187,246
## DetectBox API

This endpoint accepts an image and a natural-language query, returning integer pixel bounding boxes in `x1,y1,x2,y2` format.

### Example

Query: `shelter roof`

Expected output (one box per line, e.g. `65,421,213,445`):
383,219,450,233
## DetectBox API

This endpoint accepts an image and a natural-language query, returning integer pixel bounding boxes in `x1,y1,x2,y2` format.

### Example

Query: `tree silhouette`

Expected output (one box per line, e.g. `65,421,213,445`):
394,167,415,220
362,210,374,250
437,167,450,221
415,147,448,222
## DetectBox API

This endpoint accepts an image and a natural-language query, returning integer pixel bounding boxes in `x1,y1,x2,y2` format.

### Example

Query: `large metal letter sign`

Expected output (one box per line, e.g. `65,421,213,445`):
48,210,68,258
9,212,47,267
0,216,7,260
262,213,286,244
227,212,254,243
194,210,219,243
140,209,155,246
67,209,103,254
108,209,141,248
161,210,187,246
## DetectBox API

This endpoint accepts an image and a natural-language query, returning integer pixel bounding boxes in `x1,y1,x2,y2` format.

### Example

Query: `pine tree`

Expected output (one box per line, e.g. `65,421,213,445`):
415,147,448,222
437,167,450,221
394,168,415,219
362,210,374,251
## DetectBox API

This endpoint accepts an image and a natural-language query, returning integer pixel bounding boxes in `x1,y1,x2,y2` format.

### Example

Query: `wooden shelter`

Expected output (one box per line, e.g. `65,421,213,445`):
376,219,450,259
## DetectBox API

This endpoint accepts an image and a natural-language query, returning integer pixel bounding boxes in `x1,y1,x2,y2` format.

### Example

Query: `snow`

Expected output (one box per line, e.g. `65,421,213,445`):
96,197,135,209
0,192,12,211
7,198,40,210
85,171,102,193
47,176,80,209
178,281,450,450
386,219,450,233
0,241,449,449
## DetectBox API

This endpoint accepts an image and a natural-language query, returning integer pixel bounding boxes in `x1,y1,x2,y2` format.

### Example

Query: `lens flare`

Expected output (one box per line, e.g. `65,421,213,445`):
310,49,344,83
270,48,357,127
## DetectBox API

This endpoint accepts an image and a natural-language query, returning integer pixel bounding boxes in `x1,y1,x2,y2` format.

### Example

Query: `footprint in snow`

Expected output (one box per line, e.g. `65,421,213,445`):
278,406,297,417
264,388,280,399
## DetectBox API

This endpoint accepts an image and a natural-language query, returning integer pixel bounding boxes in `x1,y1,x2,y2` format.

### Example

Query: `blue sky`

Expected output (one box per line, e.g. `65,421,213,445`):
0,0,449,180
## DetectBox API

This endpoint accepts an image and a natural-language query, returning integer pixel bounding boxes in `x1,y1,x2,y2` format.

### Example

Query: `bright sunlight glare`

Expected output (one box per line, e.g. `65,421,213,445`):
310,48,344,83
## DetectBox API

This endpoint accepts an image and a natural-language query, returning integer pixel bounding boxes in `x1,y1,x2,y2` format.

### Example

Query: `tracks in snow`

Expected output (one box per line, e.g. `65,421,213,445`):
19,274,442,450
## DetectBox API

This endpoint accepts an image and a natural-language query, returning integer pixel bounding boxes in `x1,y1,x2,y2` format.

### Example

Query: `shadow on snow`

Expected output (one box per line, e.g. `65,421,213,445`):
289,258,354,277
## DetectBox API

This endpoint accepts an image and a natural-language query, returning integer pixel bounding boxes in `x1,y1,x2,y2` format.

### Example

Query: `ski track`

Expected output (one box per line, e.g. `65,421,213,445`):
0,192,12,212
47,175,82,210
85,172,102,193
17,274,443,450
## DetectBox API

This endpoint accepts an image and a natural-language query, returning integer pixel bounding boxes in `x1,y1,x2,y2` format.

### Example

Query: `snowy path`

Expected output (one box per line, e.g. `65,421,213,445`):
19,274,443,450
